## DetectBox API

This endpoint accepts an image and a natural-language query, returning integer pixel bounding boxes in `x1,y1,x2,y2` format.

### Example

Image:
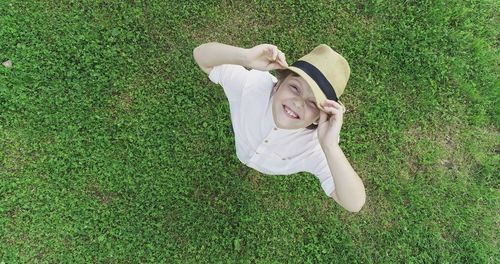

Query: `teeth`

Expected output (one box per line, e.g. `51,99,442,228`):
284,106,298,118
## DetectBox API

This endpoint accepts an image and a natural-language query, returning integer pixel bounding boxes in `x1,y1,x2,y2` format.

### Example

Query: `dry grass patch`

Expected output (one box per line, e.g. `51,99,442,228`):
87,183,115,204
182,2,269,45
0,129,37,175
402,121,499,187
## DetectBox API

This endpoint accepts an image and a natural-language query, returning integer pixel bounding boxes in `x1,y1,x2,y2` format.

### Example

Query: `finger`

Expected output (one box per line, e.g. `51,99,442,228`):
277,51,288,67
339,101,346,113
272,46,278,61
266,62,285,70
322,100,342,109
323,102,343,116
264,45,274,59
321,99,339,106
265,45,274,59
319,110,328,124
324,106,341,116
329,106,344,123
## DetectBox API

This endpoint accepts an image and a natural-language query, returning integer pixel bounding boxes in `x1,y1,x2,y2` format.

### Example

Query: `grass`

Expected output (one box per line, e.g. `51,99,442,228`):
0,0,498,263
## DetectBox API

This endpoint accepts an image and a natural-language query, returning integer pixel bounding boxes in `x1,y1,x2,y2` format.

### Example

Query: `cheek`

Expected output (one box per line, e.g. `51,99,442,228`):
306,108,320,121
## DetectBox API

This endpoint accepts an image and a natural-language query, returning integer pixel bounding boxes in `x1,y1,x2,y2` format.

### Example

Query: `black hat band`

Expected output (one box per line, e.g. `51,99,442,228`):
291,60,338,102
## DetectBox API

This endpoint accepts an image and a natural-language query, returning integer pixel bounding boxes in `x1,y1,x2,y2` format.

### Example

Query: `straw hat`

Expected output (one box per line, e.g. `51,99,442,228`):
287,44,350,112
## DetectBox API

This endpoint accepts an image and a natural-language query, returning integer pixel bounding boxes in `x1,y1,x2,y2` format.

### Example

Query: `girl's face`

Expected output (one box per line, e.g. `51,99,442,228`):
272,75,321,129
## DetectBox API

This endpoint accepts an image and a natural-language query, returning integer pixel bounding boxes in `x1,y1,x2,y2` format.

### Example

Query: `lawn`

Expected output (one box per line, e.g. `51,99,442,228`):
0,0,498,263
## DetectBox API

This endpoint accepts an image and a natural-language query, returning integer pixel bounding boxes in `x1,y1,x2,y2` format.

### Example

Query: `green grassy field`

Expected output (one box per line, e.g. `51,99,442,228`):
1,0,498,263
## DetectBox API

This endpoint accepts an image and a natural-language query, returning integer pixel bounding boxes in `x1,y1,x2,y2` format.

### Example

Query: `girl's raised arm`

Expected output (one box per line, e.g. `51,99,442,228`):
193,42,249,74
193,42,288,74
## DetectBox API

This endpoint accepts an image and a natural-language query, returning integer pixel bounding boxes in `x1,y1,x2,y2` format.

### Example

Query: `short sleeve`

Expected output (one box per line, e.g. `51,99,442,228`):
302,145,335,197
208,64,250,101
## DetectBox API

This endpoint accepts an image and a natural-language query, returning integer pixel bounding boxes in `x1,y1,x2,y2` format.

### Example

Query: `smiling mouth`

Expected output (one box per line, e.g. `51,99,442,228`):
283,105,300,119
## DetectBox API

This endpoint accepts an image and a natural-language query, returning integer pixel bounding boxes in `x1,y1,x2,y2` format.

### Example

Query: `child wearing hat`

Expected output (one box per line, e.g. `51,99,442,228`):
193,42,366,213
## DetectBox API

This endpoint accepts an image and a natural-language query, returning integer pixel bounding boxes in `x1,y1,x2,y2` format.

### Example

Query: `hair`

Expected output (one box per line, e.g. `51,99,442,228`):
273,69,318,130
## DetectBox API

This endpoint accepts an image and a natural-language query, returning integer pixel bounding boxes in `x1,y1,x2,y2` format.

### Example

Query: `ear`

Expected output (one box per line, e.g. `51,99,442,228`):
273,81,281,92
312,117,319,125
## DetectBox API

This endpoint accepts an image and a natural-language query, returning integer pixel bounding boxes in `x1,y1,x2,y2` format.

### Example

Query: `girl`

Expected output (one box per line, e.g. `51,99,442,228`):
193,42,365,213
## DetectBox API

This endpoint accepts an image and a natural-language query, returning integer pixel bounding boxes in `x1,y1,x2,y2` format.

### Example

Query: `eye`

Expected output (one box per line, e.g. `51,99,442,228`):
308,101,317,109
290,85,299,93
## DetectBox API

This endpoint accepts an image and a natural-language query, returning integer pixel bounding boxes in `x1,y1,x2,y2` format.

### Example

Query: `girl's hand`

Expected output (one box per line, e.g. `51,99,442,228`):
245,44,288,71
317,100,344,149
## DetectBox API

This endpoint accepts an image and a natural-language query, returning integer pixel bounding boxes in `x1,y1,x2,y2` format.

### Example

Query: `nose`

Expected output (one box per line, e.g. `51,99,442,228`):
293,98,305,110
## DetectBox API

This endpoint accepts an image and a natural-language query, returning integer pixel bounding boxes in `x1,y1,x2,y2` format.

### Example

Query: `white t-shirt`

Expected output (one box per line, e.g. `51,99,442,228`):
208,64,334,197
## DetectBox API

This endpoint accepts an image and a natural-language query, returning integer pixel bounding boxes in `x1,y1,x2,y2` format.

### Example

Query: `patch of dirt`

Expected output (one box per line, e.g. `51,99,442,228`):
87,184,114,204
402,124,460,177
246,169,262,189
401,122,498,185
1,129,38,175
181,1,266,45
106,89,136,123
118,92,134,110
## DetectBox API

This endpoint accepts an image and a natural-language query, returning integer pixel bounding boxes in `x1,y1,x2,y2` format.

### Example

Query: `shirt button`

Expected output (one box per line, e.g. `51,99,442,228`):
273,127,278,131
264,140,269,143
